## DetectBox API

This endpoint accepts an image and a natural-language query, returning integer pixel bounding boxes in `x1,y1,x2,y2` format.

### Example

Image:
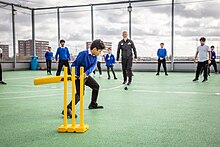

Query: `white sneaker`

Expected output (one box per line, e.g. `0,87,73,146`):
99,75,102,78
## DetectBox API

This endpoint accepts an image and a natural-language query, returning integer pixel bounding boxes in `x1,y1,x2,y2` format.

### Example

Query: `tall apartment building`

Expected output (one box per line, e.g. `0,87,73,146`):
0,44,10,60
18,39,49,61
86,41,112,55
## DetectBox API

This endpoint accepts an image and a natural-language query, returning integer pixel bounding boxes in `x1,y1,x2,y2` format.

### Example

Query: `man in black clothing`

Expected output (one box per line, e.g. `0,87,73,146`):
117,31,137,85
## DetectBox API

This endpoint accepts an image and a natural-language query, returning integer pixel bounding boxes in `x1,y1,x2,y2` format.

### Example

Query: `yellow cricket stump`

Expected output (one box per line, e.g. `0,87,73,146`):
34,67,89,133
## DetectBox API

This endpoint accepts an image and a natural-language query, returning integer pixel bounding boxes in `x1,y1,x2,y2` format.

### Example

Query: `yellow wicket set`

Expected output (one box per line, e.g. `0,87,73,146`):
34,67,89,133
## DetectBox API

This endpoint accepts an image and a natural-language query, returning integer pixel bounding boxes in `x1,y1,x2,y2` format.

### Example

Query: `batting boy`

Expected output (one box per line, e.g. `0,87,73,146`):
62,39,105,118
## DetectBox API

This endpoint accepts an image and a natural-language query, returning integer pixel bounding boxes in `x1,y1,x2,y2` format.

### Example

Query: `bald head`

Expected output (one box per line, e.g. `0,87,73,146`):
122,31,128,39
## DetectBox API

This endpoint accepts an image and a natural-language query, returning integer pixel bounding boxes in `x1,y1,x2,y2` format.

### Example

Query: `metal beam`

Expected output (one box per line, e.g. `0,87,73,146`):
57,8,61,47
91,5,94,41
12,5,16,70
171,0,174,71
128,1,132,39
33,0,157,11
31,9,36,56
0,1,32,10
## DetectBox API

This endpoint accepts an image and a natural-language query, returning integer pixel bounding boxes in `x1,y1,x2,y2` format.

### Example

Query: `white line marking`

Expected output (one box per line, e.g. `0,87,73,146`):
5,76,40,80
0,88,61,95
4,85,54,88
100,85,124,91
131,89,220,95
0,84,124,100
0,93,63,100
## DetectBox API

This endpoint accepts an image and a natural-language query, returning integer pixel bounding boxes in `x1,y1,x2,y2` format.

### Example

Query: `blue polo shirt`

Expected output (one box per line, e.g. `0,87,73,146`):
55,47,70,61
157,48,167,59
71,49,97,76
45,51,53,60
211,50,216,60
105,54,115,66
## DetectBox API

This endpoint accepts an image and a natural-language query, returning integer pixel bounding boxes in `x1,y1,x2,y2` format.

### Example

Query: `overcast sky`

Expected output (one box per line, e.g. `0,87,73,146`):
0,0,220,59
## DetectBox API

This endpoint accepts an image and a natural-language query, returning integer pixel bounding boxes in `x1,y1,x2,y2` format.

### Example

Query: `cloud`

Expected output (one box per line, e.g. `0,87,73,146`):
175,28,220,37
64,33,90,41
147,1,220,19
0,23,11,32
175,1,220,19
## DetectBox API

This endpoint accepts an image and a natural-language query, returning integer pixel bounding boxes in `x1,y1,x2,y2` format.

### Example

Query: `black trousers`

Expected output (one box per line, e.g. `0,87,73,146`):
0,63,2,81
157,58,167,74
46,60,52,73
56,60,71,76
208,59,217,73
93,61,102,75
107,65,117,78
67,76,100,109
122,58,133,82
195,60,208,80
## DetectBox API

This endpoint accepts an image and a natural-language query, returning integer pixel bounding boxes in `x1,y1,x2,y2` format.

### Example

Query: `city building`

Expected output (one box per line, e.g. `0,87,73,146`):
86,41,112,56
0,44,10,60
18,39,49,61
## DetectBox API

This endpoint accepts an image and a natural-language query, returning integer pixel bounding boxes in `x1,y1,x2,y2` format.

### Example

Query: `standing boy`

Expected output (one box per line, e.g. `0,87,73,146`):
63,39,105,118
117,31,137,85
45,46,53,75
0,48,6,85
208,45,218,74
156,43,168,76
93,53,103,77
193,37,211,82
105,48,117,80
55,39,71,76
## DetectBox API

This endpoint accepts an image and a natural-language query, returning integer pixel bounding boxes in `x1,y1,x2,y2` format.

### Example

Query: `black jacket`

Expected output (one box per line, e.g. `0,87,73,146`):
116,39,137,61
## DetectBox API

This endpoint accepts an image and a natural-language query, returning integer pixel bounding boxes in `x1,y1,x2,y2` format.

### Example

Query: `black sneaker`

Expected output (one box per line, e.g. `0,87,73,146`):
0,81,7,85
114,77,117,80
127,82,131,86
202,79,208,83
61,109,77,118
108,77,110,80
88,103,104,109
192,78,199,82
156,73,159,76
165,73,168,76
122,81,126,84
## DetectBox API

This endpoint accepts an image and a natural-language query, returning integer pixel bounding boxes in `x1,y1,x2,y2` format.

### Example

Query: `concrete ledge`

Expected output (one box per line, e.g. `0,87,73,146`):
1,61,219,72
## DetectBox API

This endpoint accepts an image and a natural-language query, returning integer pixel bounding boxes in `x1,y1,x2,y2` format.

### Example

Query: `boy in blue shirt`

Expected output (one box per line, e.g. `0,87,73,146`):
45,46,53,75
55,39,71,76
63,39,105,118
156,43,168,76
105,48,117,80
208,45,218,74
